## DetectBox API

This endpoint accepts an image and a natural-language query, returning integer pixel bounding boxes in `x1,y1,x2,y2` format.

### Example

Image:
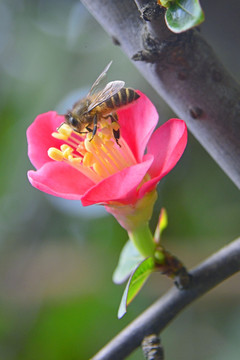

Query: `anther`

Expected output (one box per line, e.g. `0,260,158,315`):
69,156,82,164
60,144,70,152
48,148,64,161
83,152,94,167
76,143,87,156
52,132,69,140
58,123,72,136
63,147,73,158
84,136,95,152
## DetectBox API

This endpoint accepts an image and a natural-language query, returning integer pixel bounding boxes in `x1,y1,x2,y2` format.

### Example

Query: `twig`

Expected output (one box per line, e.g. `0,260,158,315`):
81,0,240,189
142,334,164,360
90,238,240,359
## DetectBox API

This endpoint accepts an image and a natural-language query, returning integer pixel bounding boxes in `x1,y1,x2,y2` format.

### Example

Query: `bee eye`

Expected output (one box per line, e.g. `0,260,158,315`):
68,116,78,128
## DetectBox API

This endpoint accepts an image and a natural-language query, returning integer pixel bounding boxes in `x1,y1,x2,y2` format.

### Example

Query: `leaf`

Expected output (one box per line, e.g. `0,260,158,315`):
118,257,155,319
165,0,205,33
113,239,144,284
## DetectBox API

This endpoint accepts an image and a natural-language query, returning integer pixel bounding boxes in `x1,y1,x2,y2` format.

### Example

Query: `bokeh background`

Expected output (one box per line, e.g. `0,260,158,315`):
0,0,239,359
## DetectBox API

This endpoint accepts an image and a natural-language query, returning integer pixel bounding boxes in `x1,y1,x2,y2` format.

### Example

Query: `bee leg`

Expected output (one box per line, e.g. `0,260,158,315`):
89,114,98,142
85,126,93,133
76,126,92,135
107,113,121,147
113,129,121,147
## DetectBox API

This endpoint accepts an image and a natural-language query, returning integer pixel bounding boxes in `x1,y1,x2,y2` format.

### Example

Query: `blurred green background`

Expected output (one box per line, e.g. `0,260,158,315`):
0,0,239,359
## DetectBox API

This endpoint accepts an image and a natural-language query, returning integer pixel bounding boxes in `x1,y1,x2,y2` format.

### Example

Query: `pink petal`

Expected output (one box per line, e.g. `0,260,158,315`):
81,154,154,206
27,111,65,169
28,162,95,200
139,119,187,197
118,91,158,162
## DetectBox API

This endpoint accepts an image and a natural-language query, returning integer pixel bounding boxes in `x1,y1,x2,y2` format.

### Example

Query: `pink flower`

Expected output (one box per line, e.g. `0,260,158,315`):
27,92,187,212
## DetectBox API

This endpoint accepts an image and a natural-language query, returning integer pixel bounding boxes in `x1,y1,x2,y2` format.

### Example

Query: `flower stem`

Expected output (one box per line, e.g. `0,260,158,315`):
128,223,155,258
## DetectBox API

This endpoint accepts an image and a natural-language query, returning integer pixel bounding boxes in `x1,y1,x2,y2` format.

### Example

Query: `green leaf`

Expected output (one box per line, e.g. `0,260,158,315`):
165,0,205,33
118,257,155,319
113,239,144,284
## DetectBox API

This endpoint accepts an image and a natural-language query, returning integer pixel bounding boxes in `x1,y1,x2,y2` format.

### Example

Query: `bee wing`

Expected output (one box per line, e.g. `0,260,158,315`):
87,80,125,112
88,61,113,97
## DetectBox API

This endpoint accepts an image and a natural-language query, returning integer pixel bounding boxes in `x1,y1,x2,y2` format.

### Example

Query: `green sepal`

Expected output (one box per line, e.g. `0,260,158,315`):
154,208,168,244
165,0,205,33
118,257,155,319
113,239,144,285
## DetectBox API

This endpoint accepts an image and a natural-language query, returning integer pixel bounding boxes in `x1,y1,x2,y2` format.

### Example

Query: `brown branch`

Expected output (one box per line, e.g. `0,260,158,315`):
90,238,240,360
81,0,240,189
142,334,164,360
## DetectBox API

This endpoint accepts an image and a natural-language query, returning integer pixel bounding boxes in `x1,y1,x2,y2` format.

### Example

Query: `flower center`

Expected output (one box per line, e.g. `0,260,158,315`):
48,118,137,184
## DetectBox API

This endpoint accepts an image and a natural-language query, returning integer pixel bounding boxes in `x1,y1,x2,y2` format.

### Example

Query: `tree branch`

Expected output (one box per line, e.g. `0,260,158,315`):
90,238,240,360
81,0,240,189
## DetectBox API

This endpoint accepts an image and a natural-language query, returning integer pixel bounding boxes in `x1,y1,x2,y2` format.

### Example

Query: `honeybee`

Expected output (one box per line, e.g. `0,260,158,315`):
64,61,140,145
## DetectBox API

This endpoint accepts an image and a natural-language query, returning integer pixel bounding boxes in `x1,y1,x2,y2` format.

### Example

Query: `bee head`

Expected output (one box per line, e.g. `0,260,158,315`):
65,112,79,131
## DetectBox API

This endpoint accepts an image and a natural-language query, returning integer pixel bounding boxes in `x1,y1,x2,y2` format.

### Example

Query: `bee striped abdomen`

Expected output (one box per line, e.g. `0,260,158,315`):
104,88,140,111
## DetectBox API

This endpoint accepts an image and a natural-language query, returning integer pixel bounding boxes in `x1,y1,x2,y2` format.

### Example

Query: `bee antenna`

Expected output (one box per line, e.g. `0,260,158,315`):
105,60,113,72
64,111,71,119
57,122,65,131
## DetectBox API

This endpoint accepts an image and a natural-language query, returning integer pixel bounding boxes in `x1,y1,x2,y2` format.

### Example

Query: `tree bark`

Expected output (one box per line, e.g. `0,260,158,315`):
81,0,240,189
90,238,240,360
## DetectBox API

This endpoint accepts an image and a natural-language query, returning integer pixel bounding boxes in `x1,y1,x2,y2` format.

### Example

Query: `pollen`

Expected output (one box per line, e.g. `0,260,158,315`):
69,156,82,164
48,147,64,161
83,152,94,167
48,118,137,184
61,145,73,157
58,123,73,137
52,132,69,140
111,122,120,131
76,143,87,156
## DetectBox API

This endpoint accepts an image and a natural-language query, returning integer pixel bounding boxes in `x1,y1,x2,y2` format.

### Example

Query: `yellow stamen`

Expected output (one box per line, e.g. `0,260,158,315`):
93,162,109,178
52,132,69,140
58,123,72,137
99,119,109,128
48,117,139,184
83,152,94,167
104,140,114,149
99,129,112,141
62,145,73,158
76,143,87,156
69,156,82,164
60,144,70,151
84,135,96,152
84,139,114,176
48,147,64,161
